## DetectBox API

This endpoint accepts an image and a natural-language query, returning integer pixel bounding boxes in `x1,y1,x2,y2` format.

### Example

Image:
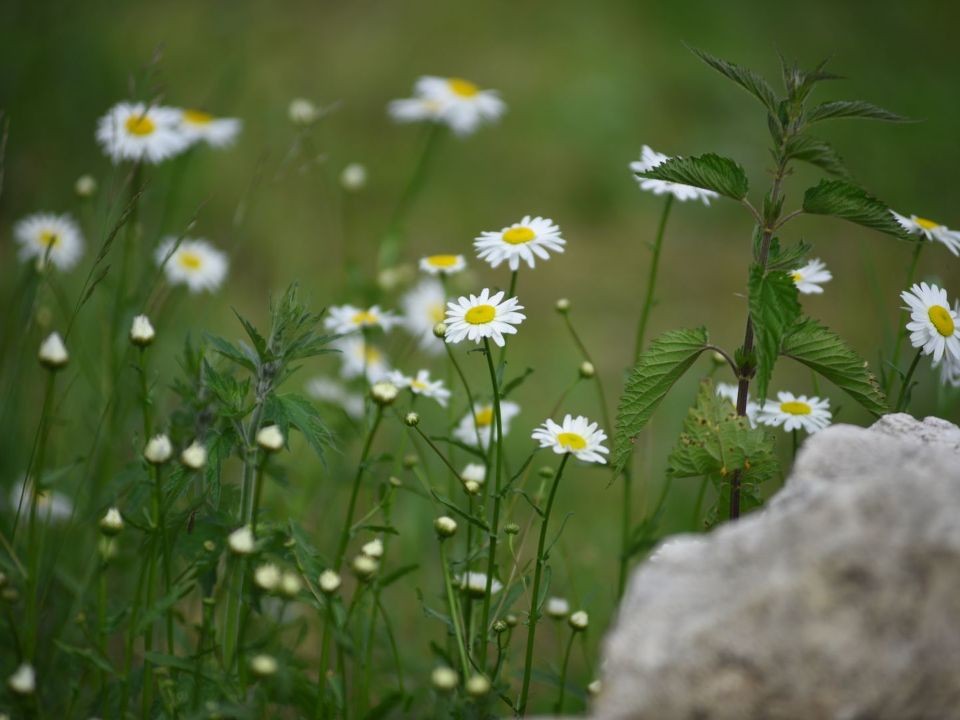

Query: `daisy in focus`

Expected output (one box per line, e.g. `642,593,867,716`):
306,377,365,419
715,382,759,428
453,401,520,449
757,392,832,434
401,279,448,355
474,216,565,271
445,289,525,347
900,282,960,363
389,76,505,136
178,109,242,148
96,102,191,164
334,337,390,382
386,369,451,407
13,213,85,271
155,237,229,293
9,479,73,522
791,258,832,295
531,414,609,464
325,305,402,335
630,145,719,204
419,254,467,276
892,211,960,256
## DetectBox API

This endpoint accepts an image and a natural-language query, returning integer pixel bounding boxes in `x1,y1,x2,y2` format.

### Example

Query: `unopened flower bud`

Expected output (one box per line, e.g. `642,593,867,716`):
404,412,420,427
352,554,378,580
249,654,278,677
288,98,319,126
340,163,367,191
318,570,341,594
144,434,173,465
569,610,589,631
538,466,555,479
555,298,570,313
203,540,216,553
431,666,458,692
388,475,403,488
711,350,727,366
181,441,207,470
74,174,98,198
463,480,481,496
402,454,418,469
7,663,35,695
99,507,124,536
579,360,595,379
546,596,570,620
254,563,281,591
256,425,284,452
432,322,447,338
505,613,518,627
361,538,384,559
370,381,399,406
38,332,69,369
434,516,458,538
587,679,602,696
492,619,508,634
465,673,490,697
504,522,520,535
279,571,303,597
228,525,255,555
129,314,155,347
460,463,485,485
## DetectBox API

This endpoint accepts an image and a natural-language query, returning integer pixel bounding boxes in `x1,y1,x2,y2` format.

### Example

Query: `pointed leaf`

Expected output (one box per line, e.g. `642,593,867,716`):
748,265,801,401
267,393,334,461
802,179,910,239
807,100,908,124
690,47,779,111
784,134,849,177
634,153,749,201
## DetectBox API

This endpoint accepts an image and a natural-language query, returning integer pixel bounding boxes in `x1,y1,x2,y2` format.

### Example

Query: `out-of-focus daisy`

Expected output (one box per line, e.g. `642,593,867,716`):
630,145,719,205
757,392,832,434
178,109,242,148
387,96,444,125
334,337,390,382
791,258,832,295
389,76,505,136
306,377,365,419
419,254,466,276
458,571,503,597
531,414,609,464
453,401,520,449
386,369,451,407
901,282,960,363
9,479,72,522
13,213,84,271
155,237,228,293
325,305,401,335
715,382,759,428
460,463,486,485
401,279,447,355
892,211,960,256
474,216,565,271
444,289,525,347
96,102,190,164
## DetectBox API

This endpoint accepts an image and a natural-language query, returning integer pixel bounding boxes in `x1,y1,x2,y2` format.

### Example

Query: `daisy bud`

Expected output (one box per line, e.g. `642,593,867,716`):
388,475,403,488
370,381,399,406
129,314,155,347
505,613,518,627
463,479,481,496
546,596,570,620
555,298,570,313
492,619,508,634
402,454,418,469
280,571,303,598
460,463,486,485
430,666,458,692
538,466,555,479
404,412,420,427
256,425,284,452
579,360,595,379
288,98,319,126
504,522,520,535
465,674,490,697
587,679,602,697
144,434,173,465
361,538,384,559
228,525,255,555
318,569,342,594
711,350,727,366
203,540,217,553
352,554,379,581
38,332,69,370
99,507,124,536
7,663,35,695
340,163,367,191
432,322,448,339
569,610,589,631
249,653,278,678
254,563,281,592
74,174,98,198
181,441,208,470
434,516,458,539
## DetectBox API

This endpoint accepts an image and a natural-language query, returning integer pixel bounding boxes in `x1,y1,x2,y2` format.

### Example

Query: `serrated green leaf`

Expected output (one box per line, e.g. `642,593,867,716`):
802,179,910,239
634,153,749,201
690,47,779,111
766,238,812,272
781,318,887,416
613,327,710,470
266,393,334,461
748,265,801,402
784,134,849,177
234,309,268,360
806,100,908,124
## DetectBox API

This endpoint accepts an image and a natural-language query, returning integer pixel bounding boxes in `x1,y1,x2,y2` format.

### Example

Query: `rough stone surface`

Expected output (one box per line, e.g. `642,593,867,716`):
585,414,960,720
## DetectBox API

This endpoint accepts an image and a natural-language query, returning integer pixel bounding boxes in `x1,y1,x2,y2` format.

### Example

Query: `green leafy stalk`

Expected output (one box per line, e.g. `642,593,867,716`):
633,195,674,361
335,407,384,568
440,540,471,676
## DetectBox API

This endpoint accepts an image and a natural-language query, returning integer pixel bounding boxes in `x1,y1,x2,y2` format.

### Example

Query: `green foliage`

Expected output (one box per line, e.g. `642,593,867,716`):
784,134,849,177
613,327,709,470
633,153,749,201
781,318,888,416
806,100,908,124
765,237,812,271
690,46,779,111
748,264,801,402
266,392,334,461
802,179,911,239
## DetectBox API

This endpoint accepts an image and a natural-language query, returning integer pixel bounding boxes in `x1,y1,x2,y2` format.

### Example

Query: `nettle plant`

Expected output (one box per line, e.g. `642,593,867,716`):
615,50,914,520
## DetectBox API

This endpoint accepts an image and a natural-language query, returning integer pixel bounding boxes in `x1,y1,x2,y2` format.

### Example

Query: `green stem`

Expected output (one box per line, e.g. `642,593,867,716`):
496,270,520,370
192,598,214,711
895,348,923,412
886,241,925,396
445,345,484,449
335,407,384,568
633,194,674,361
316,600,334,720
691,476,708,530
440,541,471,676
555,629,577,714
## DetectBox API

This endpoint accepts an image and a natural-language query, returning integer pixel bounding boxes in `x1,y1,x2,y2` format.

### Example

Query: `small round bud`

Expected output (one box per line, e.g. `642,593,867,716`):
432,322,448,339
587,679,602,697
279,571,303,597
505,613,518,627
493,620,509,635
711,350,727,366
361,538,384,559
370,381,399,406
465,674,490,697
460,463,486,485
463,480,481,496
430,666,458,692
340,163,367,191
388,475,403,488
288,98,319,126
254,563,281,592
546,596,570,620
181,441,208,470
256,425,284,452
555,298,570,313
38,332,69,370
538,466,555,479
99,507,124,536
7,663,35,695
203,540,217,553
249,654,278,678
129,314,155,347
318,570,342,594
434,516,458,539
404,412,420,427
579,360,595,379
402,454,418,469
228,525,255,555
74,174,98,198
144,434,173,465
351,554,379,580
504,522,520,536
569,610,589,631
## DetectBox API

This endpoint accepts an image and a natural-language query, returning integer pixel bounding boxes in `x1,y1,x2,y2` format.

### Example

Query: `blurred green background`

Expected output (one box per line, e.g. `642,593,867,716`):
2,0,960,711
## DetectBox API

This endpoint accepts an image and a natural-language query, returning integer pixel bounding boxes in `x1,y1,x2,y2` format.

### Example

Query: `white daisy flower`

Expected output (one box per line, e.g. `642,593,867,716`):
306,377,365,418
629,145,719,204
444,289,525,347
419,254,467,276
386,369,451,407
96,102,191,164
389,76,505,136
531,414,609,464
791,258,832,295
401,279,448,355
453,402,520,449
901,282,960,363
155,237,228,293
892,211,960,256
178,109,242,148
9,479,72,522
324,305,401,335
458,571,503,597
715,382,760,428
474,216,565,271
334,337,390,382
13,213,84,271
387,96,444,125
460,463,486,485
757,392,832,434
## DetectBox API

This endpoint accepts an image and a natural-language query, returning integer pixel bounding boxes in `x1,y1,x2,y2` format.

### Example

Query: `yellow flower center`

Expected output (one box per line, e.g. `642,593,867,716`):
556,432,587,450
465,304,496,324
474,407,494,427
39,231,60,248
791,271,803,283
178,251,203,270
914,216,940,231
411,379,428,391
426,254,460,268
429,303,445,323
928,305,955,337
352,310,378,326
502,226,536,245
183,109,214,125
125,114,156,136
448,78,479,97
780,401,812,416
363,346,382,363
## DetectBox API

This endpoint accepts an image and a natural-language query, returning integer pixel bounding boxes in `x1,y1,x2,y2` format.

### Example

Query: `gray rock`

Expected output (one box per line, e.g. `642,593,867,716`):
589,414,960,720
